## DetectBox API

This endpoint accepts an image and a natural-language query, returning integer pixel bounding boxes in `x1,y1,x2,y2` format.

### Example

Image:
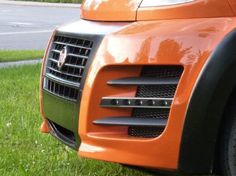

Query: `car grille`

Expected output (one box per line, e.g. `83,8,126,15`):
43,35,93,101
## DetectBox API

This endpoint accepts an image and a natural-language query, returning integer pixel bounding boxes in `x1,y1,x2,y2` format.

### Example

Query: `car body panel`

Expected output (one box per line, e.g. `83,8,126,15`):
80,0,234,21
228,0,236,15
80,0,143,21
77,17,236,169
40,0,236,173
137,0,234,20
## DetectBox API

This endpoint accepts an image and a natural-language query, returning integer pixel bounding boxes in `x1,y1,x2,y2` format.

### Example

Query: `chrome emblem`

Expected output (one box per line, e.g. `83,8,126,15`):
58,46,68,70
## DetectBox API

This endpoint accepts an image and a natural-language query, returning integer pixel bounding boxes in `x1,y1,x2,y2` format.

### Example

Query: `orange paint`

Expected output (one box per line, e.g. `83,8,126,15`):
39,30,56,133
80,0,142,21
81,0,234,21
40,120,50,133
137,0,234,20
40,0,236,171
78,18,236,169
228,0,236,14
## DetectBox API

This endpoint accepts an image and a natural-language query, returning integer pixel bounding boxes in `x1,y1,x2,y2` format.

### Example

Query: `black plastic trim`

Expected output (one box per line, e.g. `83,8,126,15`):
107,77,179,86
42,31,104,149
93,117,167,127
48,120,77,150
45,73,80,89
179,29,236,174
43,84,78,102
100,97,172,108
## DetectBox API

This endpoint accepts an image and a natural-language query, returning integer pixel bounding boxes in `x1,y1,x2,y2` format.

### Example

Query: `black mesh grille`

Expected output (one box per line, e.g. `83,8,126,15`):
128,66,183,138
131,108,169,119
140,66,183,78
136,85,177,98
128,109,169,138
43,35,93,101
136,66,182,98
128,127,164,138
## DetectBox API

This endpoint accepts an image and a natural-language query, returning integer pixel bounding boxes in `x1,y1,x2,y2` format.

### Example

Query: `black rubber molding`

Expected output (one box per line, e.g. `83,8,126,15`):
93,117,167,127
107,77,179,86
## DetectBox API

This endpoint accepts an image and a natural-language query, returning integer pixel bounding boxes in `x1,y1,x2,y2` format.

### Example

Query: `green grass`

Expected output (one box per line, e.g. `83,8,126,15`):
0,64,153,176
15,0,82,3
0,50,44,62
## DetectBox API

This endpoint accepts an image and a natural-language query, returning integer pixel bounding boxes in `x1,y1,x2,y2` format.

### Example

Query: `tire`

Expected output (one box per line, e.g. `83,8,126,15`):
220,106,236,176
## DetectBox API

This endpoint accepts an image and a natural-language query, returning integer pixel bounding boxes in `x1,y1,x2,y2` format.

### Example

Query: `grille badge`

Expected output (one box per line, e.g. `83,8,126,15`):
58,46,68,70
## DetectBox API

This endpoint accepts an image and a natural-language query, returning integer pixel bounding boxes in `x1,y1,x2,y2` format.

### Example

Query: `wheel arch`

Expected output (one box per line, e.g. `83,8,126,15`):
178,29,236,174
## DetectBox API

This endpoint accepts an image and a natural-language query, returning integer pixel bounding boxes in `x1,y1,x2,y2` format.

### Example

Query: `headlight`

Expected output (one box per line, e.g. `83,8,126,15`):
140,0,194,7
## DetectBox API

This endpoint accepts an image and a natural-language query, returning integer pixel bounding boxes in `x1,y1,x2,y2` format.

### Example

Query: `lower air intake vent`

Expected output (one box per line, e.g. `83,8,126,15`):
128,66,183,138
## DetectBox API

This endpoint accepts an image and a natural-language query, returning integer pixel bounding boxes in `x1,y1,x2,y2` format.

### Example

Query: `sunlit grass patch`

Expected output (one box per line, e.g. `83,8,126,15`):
0,64,152,176
0,50,44,62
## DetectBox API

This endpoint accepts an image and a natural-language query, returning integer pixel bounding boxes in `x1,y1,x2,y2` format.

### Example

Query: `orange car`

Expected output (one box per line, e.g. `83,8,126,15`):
39,0,236,175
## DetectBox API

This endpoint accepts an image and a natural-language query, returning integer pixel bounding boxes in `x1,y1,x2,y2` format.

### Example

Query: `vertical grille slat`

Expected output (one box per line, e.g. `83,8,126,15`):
43,35,93,101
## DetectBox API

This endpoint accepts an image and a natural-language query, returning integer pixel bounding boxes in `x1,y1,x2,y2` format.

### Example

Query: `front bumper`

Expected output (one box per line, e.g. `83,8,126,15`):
40,18,235,171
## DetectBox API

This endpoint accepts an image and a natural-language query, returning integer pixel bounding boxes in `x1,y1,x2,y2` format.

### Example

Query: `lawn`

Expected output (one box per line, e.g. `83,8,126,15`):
0,50,44,62
0,64,152,176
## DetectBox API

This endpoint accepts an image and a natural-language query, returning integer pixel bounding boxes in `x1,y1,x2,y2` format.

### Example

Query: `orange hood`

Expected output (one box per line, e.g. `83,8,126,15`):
80,0,234,22
80,0,143,21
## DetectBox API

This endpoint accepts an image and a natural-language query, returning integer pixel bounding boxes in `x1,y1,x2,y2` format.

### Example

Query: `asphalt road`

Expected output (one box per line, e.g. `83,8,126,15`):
0,4,80,50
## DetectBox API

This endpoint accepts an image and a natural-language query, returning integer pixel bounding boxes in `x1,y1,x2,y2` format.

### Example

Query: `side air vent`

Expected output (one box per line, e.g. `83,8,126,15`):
94,66,183,138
